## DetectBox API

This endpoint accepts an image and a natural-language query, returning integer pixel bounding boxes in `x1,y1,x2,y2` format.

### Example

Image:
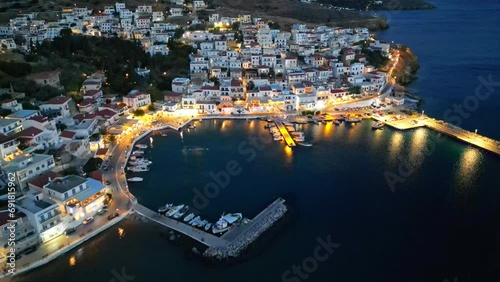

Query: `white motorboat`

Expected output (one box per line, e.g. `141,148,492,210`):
204,222,212,231
173,205,189,219
158,203,173,213
165,205,184,217
135,144,147,149
127,177,143,182
291,131,304,137
197,219,208,228
190,216,201,226
132,150,144,155
183,213,195,222
293,136,305,142
372,121,385,129
273,136,283,141
127,166,149,172
286,126,295,132
212,213,243,234
188,124,196,129
129,160,152,166
298,142,313,147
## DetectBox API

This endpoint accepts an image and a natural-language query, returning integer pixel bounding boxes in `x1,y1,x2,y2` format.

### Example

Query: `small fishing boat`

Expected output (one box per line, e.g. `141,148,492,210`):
135,144,147,149
204,222,212,231
132,150,144,155
184,213,195,222
188,124,196,129
372,121,385,129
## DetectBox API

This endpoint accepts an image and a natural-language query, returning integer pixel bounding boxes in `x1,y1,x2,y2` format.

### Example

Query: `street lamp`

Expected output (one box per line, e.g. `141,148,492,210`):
475,129,478,135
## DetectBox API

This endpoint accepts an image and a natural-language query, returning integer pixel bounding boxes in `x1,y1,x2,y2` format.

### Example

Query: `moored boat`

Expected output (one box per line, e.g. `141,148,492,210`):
372,121,385,129
166,205,184,217
184,213,195,222
190,216,201,226
197,219,208,228
204,222,212,231
135,144,147,149
173,205,189,219
333,120,341,125
127,177,143,182
127,166,149,172
298,142,313,147
212,213,243,234
158,203,173,213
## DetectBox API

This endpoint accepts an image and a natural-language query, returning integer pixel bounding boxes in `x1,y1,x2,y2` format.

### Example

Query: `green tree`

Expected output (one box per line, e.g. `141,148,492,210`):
133,109,145,116
83,157,103,173
148,104,156,111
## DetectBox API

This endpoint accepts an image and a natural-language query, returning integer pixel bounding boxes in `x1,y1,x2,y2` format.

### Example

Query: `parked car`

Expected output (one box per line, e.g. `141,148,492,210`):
82,217,94,225
96,208,107,216
65,227,77,235
107,213,119,220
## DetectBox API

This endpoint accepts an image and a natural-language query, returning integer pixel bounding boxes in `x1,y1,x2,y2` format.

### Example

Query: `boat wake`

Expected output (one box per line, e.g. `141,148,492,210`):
182,146,209,152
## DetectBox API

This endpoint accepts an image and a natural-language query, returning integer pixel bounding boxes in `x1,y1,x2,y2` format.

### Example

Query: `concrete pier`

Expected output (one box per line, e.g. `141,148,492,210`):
371,115,500,156
134,204,229,248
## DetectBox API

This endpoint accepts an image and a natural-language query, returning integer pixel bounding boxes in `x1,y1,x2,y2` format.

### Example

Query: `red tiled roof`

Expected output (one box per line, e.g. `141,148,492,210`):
45,96,71,105
29,115,48,123
230,80,242,87
16,127,43,138
258,86,271,91
79,98,94,107
0,211,25,226
60,130,76,139
1,99,16,104
27,171,61,188
95,109,117,117
84,90,102,96
88,171,103,182
96,148,108,155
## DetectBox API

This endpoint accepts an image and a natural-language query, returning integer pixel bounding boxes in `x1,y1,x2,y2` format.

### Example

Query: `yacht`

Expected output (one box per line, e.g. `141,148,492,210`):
158,203,173,213
204,222,212,231
286,126,295,132
372,121,385,129
173,205,189,219
165,205,184,217
132,150,144,155
212,213,243,234
291,131,304,137
129,160,152,166
127,177,143,182
135,144,147,149
127,166,149,172
183,213,195,222
190,216,201,226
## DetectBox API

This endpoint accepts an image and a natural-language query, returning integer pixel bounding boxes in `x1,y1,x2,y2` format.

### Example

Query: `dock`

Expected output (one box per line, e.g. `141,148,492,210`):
371,115,500,156
133,197,288,258
274,120,296,147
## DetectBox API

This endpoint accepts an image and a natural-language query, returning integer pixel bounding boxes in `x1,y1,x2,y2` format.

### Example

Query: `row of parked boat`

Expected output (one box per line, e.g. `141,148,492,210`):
158,203,243,234
128,144,152,172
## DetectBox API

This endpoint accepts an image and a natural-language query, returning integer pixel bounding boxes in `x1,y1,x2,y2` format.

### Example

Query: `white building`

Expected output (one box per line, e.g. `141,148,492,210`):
123,91,151,109
2,153,55,189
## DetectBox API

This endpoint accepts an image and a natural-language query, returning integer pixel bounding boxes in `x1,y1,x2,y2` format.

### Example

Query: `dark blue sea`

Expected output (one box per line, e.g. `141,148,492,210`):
13,1,500,282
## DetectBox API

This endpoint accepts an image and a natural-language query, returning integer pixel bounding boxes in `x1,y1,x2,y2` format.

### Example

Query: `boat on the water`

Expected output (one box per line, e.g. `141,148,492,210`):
129,160,152,166
273,135,283,141
296,120,308,124
127,177,143,182
158,203,173,213
127,166,149,172
135,144,147,149
188,124,196,129
173,205,189,219
372,121,385,129
333,120,341,125
132,150,144,155
198,219,208,228
286,126,295,132
293,136,305,142
183,213,195,222
190,216,201,226
212,213,243,234
204,222,212,231
165,205,184,217
345,116,361,123
298,142,313,147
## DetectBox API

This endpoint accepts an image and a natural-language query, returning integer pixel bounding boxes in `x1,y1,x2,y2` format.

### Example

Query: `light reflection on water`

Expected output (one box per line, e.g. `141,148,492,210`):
455,147,483,194
387,131,404,165
408,128,428,168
